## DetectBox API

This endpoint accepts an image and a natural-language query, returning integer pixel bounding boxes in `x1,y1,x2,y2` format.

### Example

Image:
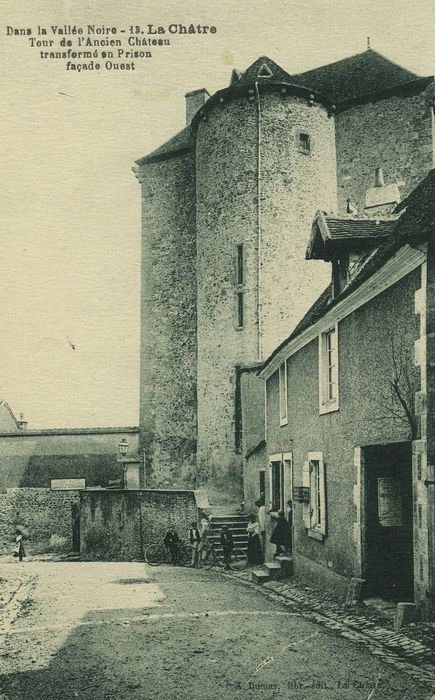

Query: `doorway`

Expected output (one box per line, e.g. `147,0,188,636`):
363,442,413,600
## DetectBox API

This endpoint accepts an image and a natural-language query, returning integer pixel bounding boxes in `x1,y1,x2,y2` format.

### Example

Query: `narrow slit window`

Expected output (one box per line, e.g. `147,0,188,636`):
237,244,244,285
237,292,244,328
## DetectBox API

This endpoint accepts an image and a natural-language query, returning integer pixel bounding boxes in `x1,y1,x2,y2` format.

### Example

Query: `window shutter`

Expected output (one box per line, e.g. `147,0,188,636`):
319,457,327,535
302,460,310,528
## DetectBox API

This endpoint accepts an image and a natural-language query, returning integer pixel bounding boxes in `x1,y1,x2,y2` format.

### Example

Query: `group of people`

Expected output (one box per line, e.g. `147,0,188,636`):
246,496,293,565
163,498,293,569
163,511,220,568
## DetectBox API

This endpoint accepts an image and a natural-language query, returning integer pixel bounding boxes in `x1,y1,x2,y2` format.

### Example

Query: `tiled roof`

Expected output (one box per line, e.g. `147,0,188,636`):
261,169,435,372
325,217,395,240
292,49,428,105
136,126,193,165
306,212,397,260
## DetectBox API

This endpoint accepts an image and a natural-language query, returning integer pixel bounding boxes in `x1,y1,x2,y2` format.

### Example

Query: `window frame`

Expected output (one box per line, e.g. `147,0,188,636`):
303,451,326,540
298,132,311,154
234,243,245,330
279,361,288,426
319,323,339,415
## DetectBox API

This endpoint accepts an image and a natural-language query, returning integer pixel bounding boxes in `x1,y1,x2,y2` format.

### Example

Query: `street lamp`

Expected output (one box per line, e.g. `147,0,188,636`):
118,438,129,488
118,438,129,457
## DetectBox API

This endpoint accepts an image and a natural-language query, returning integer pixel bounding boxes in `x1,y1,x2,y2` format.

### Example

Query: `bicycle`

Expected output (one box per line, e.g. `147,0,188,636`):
200,541,247,571
145,539,195,567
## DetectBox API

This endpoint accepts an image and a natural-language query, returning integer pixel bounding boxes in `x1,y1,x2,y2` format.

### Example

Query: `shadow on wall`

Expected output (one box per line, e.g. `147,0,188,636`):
19,455,122,488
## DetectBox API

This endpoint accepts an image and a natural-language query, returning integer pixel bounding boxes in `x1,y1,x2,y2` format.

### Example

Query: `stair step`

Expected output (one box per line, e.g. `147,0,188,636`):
275,556,292,563
264,562,282,571
252,570,270,584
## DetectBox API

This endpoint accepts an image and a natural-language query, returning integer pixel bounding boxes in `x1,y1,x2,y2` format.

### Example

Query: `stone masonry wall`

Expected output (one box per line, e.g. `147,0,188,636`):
0,488,79,555
336,86,434,214
137,153,197,488
259,93,337,357
195,91,336,494
79,489,198,560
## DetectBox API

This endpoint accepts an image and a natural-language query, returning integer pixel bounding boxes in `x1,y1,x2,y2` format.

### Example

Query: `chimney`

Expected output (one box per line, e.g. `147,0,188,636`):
17,412,28,431
375,166,385,188
364,167,400,217
185,88,210,125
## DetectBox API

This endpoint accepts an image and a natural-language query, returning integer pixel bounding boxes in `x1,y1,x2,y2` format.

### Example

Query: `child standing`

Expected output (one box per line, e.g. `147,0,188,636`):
188,521,201,567
220,525,234,570
163,526,180,565
14,529,26,562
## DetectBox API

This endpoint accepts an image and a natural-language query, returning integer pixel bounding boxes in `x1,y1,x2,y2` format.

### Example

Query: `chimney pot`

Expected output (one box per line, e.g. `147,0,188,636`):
185,88,210,125
375,167,385,188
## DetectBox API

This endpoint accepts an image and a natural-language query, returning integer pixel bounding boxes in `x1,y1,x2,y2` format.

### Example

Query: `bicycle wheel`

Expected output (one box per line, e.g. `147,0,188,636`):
229,548,248,571
201,547,217,570
178,544,194,567
145,543,166,566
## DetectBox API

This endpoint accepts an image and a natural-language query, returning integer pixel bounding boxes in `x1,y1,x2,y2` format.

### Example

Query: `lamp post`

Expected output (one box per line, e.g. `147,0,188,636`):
118,438,129,488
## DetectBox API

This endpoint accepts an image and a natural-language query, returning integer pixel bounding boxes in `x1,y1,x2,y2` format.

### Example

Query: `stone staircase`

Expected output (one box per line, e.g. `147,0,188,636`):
208,509,249,555
252,555,293,583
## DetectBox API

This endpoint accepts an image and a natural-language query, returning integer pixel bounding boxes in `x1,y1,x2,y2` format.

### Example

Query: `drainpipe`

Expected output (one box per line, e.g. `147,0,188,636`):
254,81,262,360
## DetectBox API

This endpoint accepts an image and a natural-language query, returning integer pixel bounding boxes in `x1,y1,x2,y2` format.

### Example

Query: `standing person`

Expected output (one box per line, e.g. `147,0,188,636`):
163,525,180,565
14,529,26,562
285,499,293,554
255,496,266,558
220,525,233,571
197,512,211,567
188,521,201,567
270,510,289,557
246,514,263,565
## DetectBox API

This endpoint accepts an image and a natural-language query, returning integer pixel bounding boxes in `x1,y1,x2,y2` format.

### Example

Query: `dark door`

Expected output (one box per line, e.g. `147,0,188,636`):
259,470,265,500
72,503,80,553
365,443,413,600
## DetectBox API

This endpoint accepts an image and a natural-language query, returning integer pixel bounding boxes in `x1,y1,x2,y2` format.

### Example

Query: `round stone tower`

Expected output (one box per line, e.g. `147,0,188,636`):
193,57,337,493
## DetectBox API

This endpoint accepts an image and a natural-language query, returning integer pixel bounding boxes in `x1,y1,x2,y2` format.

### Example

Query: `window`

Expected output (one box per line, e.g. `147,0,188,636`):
279,361,288,426
299,133,311,153
237,244,244,285
269,452,293,514
319,324,339,414
303,452,326,539
235,243,245,329
237,292,244,328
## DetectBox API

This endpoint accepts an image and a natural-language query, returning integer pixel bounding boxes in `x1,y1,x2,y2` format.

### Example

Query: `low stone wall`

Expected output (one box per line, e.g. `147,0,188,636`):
79,489,198,561
0,488,79,555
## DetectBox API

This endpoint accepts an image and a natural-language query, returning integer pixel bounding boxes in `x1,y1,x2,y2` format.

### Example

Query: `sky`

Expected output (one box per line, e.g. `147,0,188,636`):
1,0,434,429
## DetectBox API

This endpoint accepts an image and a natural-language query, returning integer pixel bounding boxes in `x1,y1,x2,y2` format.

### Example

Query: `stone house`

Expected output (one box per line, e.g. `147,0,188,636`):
244,170,435,619
134,48,434,499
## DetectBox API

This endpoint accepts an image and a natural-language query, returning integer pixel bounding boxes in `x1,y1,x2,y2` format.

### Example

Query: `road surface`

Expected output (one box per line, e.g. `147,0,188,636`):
0,562,432,699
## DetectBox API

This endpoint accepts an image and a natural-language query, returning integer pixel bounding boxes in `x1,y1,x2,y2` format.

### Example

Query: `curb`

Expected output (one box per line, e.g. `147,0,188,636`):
221,570,435,689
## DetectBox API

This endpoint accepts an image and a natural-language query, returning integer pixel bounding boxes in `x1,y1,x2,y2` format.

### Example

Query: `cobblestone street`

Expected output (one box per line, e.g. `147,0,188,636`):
0,561,434,699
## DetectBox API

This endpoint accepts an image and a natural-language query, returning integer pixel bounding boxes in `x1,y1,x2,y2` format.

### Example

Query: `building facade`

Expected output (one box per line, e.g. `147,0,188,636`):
134,49,434,498
248,171,435,618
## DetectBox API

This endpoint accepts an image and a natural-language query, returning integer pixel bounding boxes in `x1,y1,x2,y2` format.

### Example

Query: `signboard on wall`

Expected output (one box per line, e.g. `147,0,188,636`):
377,477,403,527
293,486,309,503
51,478,86,491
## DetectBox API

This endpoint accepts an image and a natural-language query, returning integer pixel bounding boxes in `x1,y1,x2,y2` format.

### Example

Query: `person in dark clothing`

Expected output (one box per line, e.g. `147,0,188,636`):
220,525,234,570
163,526,180,565
246,514,263,565
270,510,290,556
285,500,293,554
14,529,26,562
188,521,201,567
